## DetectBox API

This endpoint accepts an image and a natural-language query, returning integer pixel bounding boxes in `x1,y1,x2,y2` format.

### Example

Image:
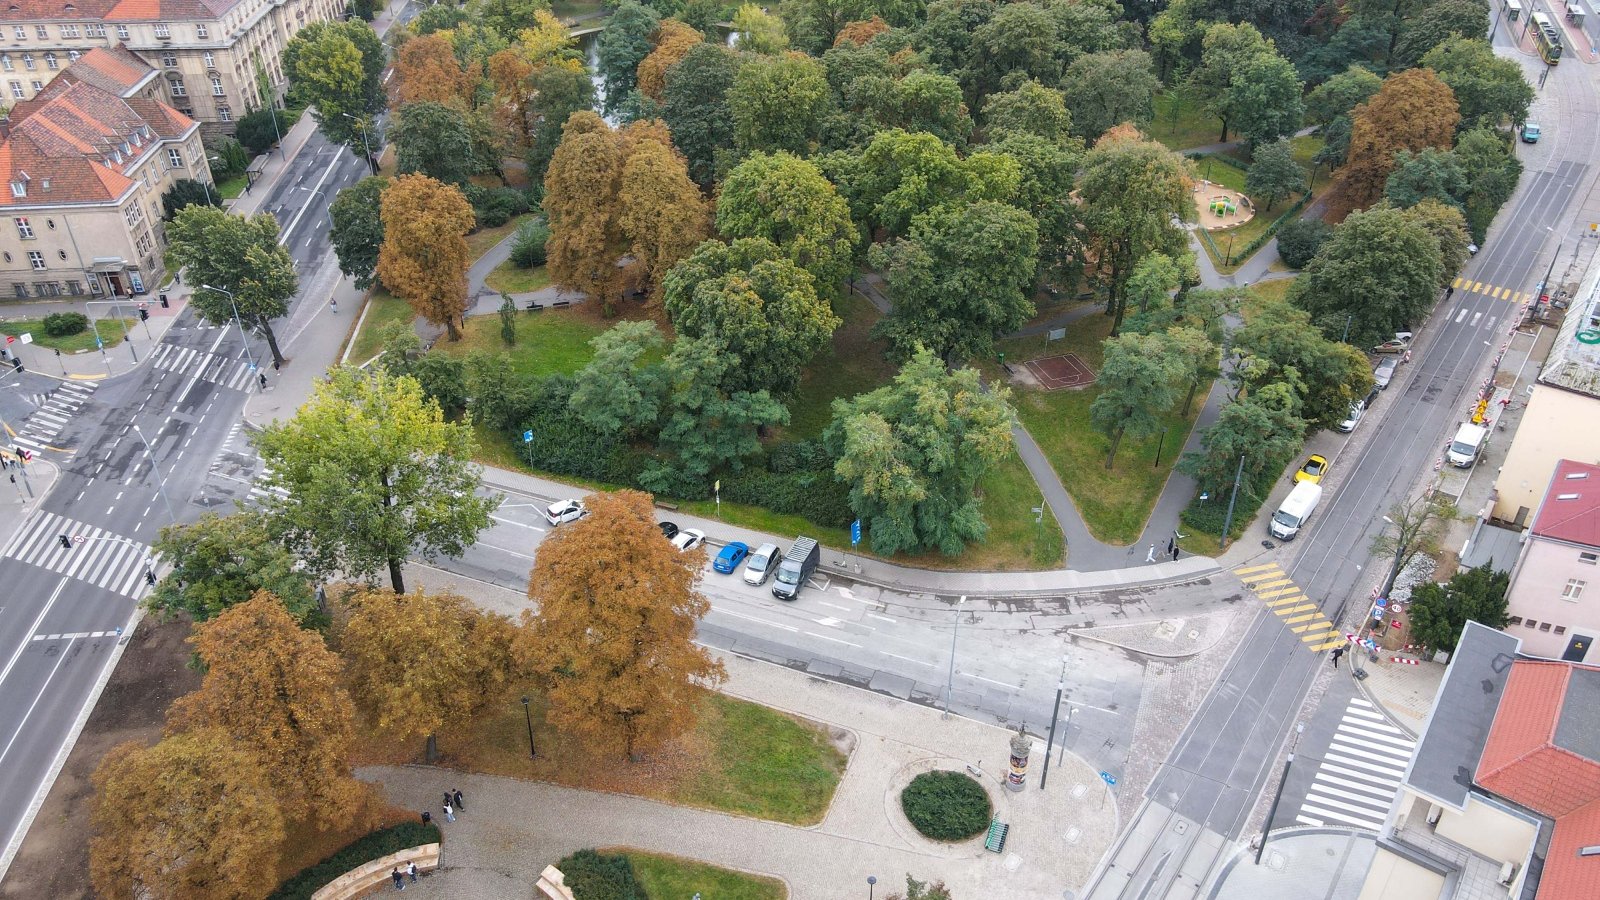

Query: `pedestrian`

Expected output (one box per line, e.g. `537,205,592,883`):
452,788,464,810
1331,647,1345,669
257,372,267,389
1165,537,1174,556
420,810,431,826
391,867,404,891
1171,543,1180,561
443,801,454,823
1145,543,1156,563
330,298,339,313
408,862,418,883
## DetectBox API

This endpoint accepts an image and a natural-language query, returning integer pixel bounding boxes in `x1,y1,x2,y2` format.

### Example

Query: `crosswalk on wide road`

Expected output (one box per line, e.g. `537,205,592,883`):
11,381,96,454
147,343,259,392
1294,697,1417,831
0,510,158,600
1234,562,1346,652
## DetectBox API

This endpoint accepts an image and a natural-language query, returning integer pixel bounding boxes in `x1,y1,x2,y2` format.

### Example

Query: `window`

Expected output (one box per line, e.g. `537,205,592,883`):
167,148,182,169
196,24,208,38
153,24,170,39
1,56,11,72
1510,616,1524,625
161,53,176,68
34,25,47,40
1556,625,1568,635
55,250,64,260
218,106,232,122
88,24,105,38
1563,579,1586,601
21,54,34,70
1525,619,1539,629
67,50,79,62
29,80,40,93
210,75,223,96
1581,552,1598,565
14,217,32,239
12,26,25,40
1540,622,1553,632
43,52,56,70
169,79,186,97
9,82,22,100
60,24,79,39
27,251,45,271
44,218,53,229
10,284,24,299
203,51,214,68
116,25,129,40
66,280,81,296
123,203,143,227
128,270,144,293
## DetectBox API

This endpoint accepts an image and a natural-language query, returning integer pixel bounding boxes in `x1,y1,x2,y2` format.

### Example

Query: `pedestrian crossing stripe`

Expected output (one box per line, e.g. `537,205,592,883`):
1450,277,1529,303
1233,563,1345,651
12,381,97,454
1293,697,1416,831
0,510,159,600
147,343,259,393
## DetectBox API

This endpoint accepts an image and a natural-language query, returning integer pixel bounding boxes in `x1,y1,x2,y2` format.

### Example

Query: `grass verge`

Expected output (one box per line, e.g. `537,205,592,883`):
620,850,787,900
355,688,847,826
0,318,134,352
345,289,413,366
484,261,551,296
1152,91,1225,152
216,173,249,200
433,306,613,379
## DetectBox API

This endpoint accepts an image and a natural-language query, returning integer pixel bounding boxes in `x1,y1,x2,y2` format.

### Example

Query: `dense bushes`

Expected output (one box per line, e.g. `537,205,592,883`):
464,185,533,228
1276,217,1333,269
1179,468,1276,544
553,850,646,900
42,312,88,336
510,218,550,268
900,770,992,841
234,106,303,156
720,441,852,527
269,822,441,900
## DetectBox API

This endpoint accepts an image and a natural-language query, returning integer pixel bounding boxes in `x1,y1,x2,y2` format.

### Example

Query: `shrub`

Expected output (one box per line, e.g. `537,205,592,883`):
42,312,88,337
205,136,249,179
472,187,532,229
269,822,441,899
510,218,551,268
900,770,992,841
235,107,285,155
1276,217,1333,269
553,850,646,900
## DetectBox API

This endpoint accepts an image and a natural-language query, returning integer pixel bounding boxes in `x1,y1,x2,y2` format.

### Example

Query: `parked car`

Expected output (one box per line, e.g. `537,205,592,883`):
671,528,706,552
1372,332,1414,354
1374,356,1399,389
772,537,820,601
1294,454,1329,485
714,541,750,574
743,542,780,585
544,499,586,526
659,521,679,540
1337,400,1365,434
1521,122,1541,143
1467,243,1479,256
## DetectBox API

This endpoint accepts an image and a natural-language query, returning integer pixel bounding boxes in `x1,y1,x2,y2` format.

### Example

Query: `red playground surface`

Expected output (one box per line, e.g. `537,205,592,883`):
1023,353,1094,390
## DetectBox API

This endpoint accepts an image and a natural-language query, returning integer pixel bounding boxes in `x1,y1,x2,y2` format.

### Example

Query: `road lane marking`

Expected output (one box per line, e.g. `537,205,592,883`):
962,672,1019,689
0,633,76,774
1456,308,1468,323
713,607,799,632
0,577,67,687
867,612,897,623
805,631,861,647
489,513,545,531
880,651,933,666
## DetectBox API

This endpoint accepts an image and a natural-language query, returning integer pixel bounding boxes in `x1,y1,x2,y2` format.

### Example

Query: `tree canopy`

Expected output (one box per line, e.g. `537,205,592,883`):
1409,565,1509,653
377,174,476,340
329,175,388,290
716,151,859,293
1289,204,1443,346
167,206,297,366
148,512,316,623
1336,67,1459,208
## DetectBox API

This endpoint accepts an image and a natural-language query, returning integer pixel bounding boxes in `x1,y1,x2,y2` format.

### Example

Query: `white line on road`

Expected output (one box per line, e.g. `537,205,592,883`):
0,577,68,688
867,612,897,623
1470,312,1482,327
279,151,343,246
880,651,934,666
0,634,75,773
962,672,1020,689
817,601,850,612
805,632,862,647
1456,308,1468,323
489,514,545,531
713,607,799,632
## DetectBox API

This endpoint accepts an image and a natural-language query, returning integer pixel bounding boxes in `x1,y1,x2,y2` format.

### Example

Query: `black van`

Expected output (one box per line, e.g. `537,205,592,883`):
771,537,820,601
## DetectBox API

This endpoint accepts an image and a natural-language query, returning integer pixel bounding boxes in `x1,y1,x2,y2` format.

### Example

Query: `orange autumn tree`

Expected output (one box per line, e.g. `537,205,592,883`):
637,19,704,103
166,591,368,827
835,16,889,47
1335,67,1460,209
377,173,475,340
393,32,476,107
518,490,724,760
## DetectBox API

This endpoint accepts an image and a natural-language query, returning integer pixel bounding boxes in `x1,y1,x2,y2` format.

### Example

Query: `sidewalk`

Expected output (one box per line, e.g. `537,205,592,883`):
1208,828,1374,900
365,566,1121,900
1,296,190,383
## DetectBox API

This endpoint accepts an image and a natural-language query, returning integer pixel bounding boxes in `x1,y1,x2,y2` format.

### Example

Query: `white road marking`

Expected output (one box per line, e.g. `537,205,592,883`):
805,632,861,647
714,607,799,633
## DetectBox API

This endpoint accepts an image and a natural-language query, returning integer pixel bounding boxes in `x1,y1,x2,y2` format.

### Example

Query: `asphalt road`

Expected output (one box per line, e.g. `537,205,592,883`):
1083,34,1599,900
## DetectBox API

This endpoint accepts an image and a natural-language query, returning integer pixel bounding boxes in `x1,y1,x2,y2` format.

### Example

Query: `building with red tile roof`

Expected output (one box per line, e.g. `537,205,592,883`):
1503,459,1600,664
0,49,206,299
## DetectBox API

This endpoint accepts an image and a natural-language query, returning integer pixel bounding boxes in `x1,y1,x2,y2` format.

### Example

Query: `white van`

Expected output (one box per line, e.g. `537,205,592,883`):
1447,423,1489,468
1270,482,1323,541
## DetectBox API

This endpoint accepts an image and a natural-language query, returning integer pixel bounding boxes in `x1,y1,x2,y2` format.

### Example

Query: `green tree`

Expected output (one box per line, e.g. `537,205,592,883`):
473,0,551,40
1276,217,1333,269
981,79,1073,143
781,0,874,53
1229,299,1374,430
1228,51,1303,148
1180,382,1305,491
1385,148,1466,209
871,200,1039,365
1454,126,1522,242
569,321,668,436
1409,565,1509,654
1394,0,1489,66
823,348,1015,555
159,179,219,220
168,206,297,367
499,293,517,345
466,351,535,433
830,129,1006,241
283,21,386,147
1370,492,1458,599
986,133,1082,280
1303,65,1382,125
1421,37,1533,130
147,513,316,623
393,100,479,185
1120,251,1188,335
527,64,599,182
1402,199,1473,286
1289,205,1442,353
1059,49,1158,143
663,238,839,395
1245,139,1305,212
1189,22,1272,142
598,1,661,116
662,42,742,184
329,176,388,290
375,324,472,415
1090,332,1182,467
716,151,858,292
645,336,790,491
256,368,497,594
733,3,790,53
728,52,832,155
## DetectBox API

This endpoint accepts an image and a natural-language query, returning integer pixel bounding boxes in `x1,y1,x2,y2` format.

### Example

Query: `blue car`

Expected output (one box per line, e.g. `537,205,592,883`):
713,541,750,574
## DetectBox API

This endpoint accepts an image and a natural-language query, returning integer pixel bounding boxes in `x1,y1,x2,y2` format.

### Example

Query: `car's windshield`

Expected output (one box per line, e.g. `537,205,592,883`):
750,552,770,569
776,563,800,585
1273,509,1302,528
1450,440,1476,456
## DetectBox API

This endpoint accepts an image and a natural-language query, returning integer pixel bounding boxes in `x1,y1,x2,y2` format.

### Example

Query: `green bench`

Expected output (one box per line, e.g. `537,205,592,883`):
984,818,1009,853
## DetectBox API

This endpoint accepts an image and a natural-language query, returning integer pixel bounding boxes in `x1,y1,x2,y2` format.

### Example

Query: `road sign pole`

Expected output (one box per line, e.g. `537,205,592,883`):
522,430,534,469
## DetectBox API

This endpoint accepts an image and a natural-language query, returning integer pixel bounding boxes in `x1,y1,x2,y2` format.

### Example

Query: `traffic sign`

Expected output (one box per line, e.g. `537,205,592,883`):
522,430,533,443
1100,771,1116,786
3,335,12,344
72,534,86,544
95,337,103,349
850,519,861,546
18,332,31,344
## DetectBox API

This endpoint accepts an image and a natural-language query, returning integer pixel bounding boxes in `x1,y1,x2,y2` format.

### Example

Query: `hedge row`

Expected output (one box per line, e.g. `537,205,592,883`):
1179,466,1280,543
269,822,441,900
555,850,646,900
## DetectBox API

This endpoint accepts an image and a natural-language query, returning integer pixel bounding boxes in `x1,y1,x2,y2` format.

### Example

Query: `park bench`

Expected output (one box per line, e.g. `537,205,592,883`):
984,818,1009,853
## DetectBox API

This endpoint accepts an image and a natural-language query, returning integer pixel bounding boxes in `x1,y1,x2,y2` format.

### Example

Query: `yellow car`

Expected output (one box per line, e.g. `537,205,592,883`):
1295,454,1329,484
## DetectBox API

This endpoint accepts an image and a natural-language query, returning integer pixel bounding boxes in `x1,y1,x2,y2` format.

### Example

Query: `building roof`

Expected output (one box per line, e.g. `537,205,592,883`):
60,46,157,98
0,56,195,208
1405,621,1522,811
1540,260,1600,399
1476,662,1600,900
1530,460,1600,548
0,0,240,22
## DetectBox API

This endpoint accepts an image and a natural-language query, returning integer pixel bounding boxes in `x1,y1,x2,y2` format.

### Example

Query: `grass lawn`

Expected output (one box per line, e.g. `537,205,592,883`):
1193,153,1306,274
987,311,1209,546
1152,91,1225,152
216,173,248,200
0,318,133,353
434,306,621,379
356,687,847,826
783,293,897,440
553,0,608,19
344,288,413,366
484,260,551,295
1240,277,1295,324
620,850,787,900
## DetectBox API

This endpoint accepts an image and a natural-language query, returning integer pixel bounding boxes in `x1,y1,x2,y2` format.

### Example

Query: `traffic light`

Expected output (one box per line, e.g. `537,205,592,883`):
9,357,20,372
138,308,149,321
159,293,170,308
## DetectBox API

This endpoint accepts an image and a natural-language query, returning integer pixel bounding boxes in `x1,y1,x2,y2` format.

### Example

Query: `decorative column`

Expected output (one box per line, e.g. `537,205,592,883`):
1007,728,1031,793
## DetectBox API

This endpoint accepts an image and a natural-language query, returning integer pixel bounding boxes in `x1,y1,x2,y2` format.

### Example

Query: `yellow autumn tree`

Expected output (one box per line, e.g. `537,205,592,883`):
90,728,285,900
518,490,724,759
166,592,369,828
393,33,476,107
619,137,710,291
335,587,517,759
377,173,475,340
637,20,704,102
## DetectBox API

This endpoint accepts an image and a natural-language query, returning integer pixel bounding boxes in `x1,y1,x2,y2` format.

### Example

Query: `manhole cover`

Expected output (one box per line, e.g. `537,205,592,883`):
1004,852,1024,872
1072,784,1087,798
1267,850,1287,871
1064,826,1082,844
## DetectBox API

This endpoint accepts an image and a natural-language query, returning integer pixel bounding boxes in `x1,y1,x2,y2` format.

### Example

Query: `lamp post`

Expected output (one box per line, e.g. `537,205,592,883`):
341,112,377,173
521,696,536,758
1039,654,1069,789
942,595,966,720
1256,722,1304,864
200,284,259,372
867,876,877,900
130,423,177,522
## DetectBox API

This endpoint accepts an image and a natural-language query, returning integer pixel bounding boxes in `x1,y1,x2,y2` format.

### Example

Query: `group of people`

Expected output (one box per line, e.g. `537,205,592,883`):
392,788,466,890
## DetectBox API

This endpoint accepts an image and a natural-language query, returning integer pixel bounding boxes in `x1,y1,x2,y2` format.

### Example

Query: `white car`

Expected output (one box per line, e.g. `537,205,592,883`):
744,542,781,585
671,528,706,552
1337,400,1365,434
544,499,586,526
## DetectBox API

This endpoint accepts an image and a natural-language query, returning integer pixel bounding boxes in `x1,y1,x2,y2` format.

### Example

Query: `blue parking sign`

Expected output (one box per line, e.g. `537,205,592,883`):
851,519,861,546
522,430,534,443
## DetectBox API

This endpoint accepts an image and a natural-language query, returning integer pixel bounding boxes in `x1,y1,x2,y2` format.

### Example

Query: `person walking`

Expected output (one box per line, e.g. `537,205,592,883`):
443,801,455,823
391,867,405,891
452,788,464,811
1331,647,1345,669
421,810,431,826
407,862,419,884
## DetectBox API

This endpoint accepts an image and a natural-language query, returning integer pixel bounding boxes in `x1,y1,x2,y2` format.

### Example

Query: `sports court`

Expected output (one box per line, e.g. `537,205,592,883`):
1023,353,1095,390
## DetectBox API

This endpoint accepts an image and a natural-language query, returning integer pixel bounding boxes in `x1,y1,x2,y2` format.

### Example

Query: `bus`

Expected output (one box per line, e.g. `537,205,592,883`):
1532,12,1564,64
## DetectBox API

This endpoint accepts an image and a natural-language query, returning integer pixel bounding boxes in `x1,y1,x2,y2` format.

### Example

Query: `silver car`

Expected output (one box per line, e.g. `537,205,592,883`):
1373,356,1399,390
1337,399,1365,433
743,542,780,585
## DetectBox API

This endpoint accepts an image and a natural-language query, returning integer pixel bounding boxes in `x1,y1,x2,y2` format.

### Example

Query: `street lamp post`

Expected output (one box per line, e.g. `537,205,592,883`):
521,696,536,758
1256,722,1304,864
341,112,377,173
200,284,260,372
867,876,877,900
130,423,177,522
1039,655,1069,789
942,595,966,720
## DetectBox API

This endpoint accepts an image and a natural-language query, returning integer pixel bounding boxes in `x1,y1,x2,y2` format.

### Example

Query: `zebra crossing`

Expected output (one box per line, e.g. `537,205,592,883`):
0,510,158,600
147,342,259,392
11,381,96,454
1294,697,1417,832
1234,562,1346,652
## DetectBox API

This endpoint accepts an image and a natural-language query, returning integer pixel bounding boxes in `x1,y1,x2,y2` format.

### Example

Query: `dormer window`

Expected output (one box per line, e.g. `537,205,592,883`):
196,24,208,38
154,24,170,39
9,181,24,198
120,141,130,155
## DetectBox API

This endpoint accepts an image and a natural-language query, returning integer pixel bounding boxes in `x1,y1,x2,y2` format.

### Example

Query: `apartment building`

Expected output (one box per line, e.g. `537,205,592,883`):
1503,459,1600,663
0,47,209,298
0,0,344,131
